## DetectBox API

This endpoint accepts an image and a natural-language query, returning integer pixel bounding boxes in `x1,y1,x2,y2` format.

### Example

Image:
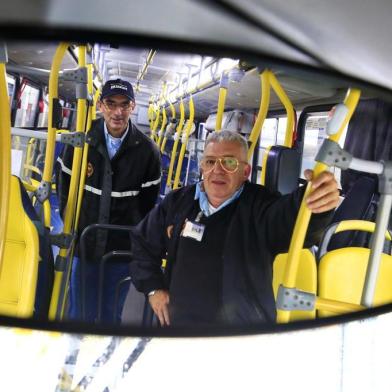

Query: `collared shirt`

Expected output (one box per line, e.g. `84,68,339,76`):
104,122,129,159
194,181,244,217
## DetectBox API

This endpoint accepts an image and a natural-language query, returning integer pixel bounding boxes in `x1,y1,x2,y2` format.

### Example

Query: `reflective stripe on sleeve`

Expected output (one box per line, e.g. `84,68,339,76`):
84,184,140,197
57,157,72,175
141,176,161,188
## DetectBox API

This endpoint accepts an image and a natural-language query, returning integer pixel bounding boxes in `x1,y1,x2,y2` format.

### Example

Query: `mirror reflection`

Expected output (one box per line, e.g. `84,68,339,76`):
2,40,392,330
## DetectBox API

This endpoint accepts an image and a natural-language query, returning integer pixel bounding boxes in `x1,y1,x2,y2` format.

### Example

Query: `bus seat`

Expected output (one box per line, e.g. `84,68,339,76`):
273,249,317,321
0,176,40,317
328,175,378,252
263,145,301,195
318,220,392,317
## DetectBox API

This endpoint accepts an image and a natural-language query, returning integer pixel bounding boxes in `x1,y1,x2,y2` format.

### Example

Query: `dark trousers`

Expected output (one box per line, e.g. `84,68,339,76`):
68,256,130,323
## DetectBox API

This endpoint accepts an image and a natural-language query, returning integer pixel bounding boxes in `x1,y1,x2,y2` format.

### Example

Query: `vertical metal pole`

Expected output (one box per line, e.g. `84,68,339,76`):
361,193,392,306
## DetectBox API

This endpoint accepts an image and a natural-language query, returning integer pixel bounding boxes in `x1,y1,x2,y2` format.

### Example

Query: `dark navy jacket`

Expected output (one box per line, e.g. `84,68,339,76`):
129,182,332,325
56,117,161,260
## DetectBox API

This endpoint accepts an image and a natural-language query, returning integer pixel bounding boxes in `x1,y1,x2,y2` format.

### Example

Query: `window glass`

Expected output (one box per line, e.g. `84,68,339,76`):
6,74,15,106
276,117,288,145
301,112,348,187
14,83,40,127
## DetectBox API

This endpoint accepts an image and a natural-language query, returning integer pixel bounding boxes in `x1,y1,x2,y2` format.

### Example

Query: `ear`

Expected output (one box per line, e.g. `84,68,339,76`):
97,100,104,112
243,163,251,179
130,100,136,111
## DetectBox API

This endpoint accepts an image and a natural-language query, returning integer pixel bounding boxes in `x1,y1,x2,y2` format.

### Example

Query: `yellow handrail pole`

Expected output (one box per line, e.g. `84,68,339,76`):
173,95,195,189
315,297,364,314
92,83,101,121
215,73,229,132
268,72,295,148
41,42,69,227
151,107,160,142
23,138,37,179
148,100,155,129
277,88,361,323
166,99,185,190
49,45,88,320
247,71,270,161
0,45,11,268
157,107,167,148
157,82,168,148
74,60,94,233
160,102,175,154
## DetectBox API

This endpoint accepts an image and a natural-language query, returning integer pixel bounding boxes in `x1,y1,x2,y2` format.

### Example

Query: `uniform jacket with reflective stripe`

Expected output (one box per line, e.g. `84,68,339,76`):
129,182,332,325
56,118,161,259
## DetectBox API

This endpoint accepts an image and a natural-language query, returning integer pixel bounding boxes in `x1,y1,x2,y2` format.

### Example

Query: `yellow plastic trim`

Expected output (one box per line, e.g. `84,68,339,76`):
260,146,271,186
166,99,185,190
268,72,294,148
277,88,361,324
248,71,270,161
0,62,11,267
215,85,227,132
173,95,195,189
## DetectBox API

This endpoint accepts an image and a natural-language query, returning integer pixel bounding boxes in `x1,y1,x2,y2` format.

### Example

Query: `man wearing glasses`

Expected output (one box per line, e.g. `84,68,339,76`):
129,130,339,327
57,79,161,323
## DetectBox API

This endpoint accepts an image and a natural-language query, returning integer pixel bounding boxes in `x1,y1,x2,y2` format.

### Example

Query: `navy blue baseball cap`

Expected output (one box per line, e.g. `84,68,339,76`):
100,79,135,101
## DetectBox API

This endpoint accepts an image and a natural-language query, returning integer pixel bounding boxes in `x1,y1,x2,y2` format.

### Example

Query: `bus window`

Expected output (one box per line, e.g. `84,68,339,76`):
301,112,348,187
256,117,278,182
37,92,49,128
276,117,288,145
6,74,15,106
14,83,40,128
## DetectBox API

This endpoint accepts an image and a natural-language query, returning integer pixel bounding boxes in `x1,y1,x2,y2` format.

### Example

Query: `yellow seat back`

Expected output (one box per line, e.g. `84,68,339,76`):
0,176,39,317
273,249,317,321
318,247,392,317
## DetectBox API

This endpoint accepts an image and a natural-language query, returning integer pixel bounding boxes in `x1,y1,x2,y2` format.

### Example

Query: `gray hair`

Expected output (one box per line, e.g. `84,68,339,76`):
205,130,248,157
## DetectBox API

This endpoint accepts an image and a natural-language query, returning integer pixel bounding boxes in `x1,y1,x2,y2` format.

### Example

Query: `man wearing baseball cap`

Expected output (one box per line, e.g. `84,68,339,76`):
57,78,161,323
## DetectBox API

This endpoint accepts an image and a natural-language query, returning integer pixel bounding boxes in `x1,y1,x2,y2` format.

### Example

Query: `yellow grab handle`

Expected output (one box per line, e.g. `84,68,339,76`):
248,71,270,161
268,72,295,148
215,73,229,132
166,99,185,189
277,88,361,324
173,95,195,189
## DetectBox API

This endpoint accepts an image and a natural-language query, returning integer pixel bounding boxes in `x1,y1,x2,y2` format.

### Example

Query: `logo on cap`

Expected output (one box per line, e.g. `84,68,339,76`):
101,78,135,101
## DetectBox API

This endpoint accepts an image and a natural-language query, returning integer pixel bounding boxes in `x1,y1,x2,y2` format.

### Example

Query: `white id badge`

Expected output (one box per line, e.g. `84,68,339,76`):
182,220,205,241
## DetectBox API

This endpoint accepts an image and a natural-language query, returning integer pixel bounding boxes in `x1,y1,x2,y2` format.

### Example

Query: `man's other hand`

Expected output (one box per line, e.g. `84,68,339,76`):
304,169,340,213
149,289,170,326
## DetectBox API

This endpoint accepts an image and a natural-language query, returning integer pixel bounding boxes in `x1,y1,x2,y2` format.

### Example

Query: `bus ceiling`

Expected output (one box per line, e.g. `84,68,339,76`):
0,0,392,92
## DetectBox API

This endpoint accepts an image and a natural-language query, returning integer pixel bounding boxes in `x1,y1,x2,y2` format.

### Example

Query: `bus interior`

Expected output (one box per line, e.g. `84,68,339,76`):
1,1,392,389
